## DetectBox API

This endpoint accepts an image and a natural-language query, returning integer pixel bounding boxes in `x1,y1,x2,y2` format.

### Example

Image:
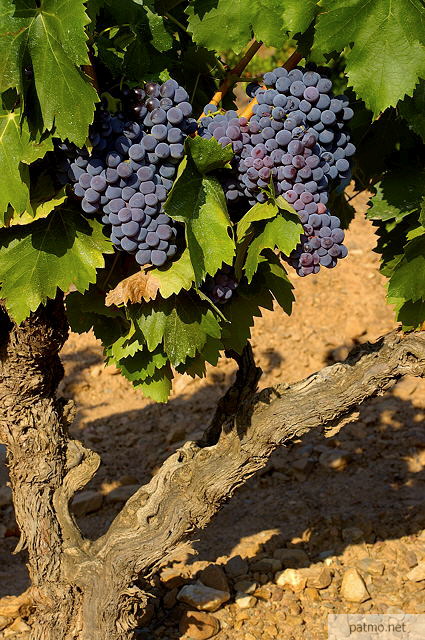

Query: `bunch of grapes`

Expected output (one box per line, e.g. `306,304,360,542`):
198,65,355,277
202,265,238,304
56,78,198,268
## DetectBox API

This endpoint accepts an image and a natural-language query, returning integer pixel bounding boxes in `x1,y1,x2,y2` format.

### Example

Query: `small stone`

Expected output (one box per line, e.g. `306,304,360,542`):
275,568,306,592
0,486,12,507
273,548,309,568
8,617,31,632
105,485,139,503
0,593,33,618
406,562,425,582
304,587,321,602
306,567,332,589
356,557,385,576
198,565,229,593
234,580,257,594
319,449,351,470
177,582,230,612
285,615,304,626
235,593,257,609
342,527,364,542
160,567,187,590
137,602,154,626
167,425,187,444
118,475,139,486
251,557,282,573
340,568,370,603
225,556,249,578
0,616,12,631
163,587,178,609
179,610,220,640
244,633,257,640
71,490,102,517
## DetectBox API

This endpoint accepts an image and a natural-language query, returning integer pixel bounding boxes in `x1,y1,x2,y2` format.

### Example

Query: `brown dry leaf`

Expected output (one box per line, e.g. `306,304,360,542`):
105,269,160,307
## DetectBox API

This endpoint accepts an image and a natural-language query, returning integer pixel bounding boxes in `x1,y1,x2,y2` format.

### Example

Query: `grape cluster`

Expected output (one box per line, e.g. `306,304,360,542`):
202,265,238,304
199,66,355,276
59,78,198,268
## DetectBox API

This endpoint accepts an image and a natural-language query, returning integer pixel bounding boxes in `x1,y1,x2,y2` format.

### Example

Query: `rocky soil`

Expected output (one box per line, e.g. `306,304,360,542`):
1,192,425,639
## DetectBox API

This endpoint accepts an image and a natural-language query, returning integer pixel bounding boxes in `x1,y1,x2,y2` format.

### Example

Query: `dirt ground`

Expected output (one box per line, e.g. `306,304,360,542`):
1,192,425,639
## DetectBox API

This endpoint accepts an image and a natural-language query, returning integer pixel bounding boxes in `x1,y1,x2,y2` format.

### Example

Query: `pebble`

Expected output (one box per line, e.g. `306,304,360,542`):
406,562,425,582
342,527,364,542
234,580,257,594
250,558,281,573
160,567,187,590
275,568,307,592
71,490,103,517
225,556,249,578
319,449,351,470
0,593,32,618
273,549,309,568
179,610,219,639
105,484,139,503
356,557,385,576
177,582,230,612
0,486,12,507
6,617,31,632
0,616,11,631
235,593,257,609
198,565,229,593
163,587,178,609
306,567,332,589
340,568,370,602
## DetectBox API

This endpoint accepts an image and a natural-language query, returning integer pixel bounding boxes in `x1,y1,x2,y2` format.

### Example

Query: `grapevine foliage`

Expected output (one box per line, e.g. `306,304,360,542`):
0,0,424,401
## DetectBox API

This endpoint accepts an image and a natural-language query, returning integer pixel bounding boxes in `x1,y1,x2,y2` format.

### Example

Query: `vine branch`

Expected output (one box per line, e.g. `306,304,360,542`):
88,329,425,592
238,49,303,119
199,40,263,119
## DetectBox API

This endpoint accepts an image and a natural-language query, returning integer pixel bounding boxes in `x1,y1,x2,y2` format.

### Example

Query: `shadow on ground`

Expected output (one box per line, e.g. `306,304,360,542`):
1,343,424,604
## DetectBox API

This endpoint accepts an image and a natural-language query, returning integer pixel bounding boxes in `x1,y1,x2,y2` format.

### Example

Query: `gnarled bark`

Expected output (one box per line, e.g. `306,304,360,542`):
1,298,425,639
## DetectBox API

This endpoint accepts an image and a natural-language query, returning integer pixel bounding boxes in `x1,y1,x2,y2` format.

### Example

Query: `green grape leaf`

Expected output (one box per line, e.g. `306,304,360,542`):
367,170,425,223
66,287,127,346
0,209,113,324
133,364,173,403
257,252,294,315
282,0,319,34
395,299,425,330
0,110,32,215
327,190,355,230
237,202,279,244
118,348,169,383
186,0,286,54
313,0,425,115
130,293,222,365
0,0,98,145
244,213,303,283
220,273,275,354
149,249,195,298
146,7,173,52
164,156,235,284
388,234,425,303
399,79,425,142
2,185,68,228
186,136,234,175
175,335,223,378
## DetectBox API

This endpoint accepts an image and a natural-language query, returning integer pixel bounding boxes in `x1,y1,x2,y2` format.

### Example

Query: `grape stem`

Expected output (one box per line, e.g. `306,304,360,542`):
164,11,189,34
198,40,264,120
82,49,100,93
237,50,303,120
